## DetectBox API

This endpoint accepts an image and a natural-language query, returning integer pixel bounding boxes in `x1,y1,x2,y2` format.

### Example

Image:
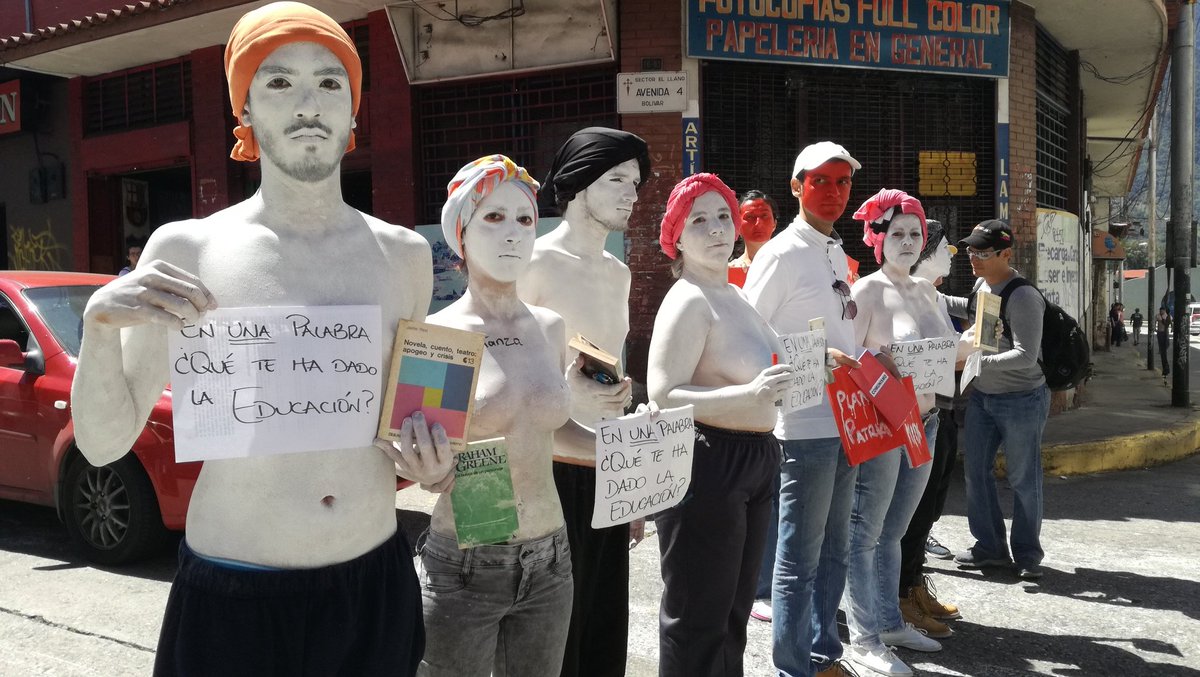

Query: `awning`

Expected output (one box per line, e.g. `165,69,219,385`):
1020,0,1170,198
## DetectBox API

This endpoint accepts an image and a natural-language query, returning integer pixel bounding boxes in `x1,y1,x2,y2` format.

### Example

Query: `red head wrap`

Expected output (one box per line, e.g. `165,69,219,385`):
659,173,742,260
853,188,927,264
224,2,363,162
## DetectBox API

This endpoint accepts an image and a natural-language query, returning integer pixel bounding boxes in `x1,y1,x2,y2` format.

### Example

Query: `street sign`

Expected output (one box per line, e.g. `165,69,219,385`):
617,71,687,114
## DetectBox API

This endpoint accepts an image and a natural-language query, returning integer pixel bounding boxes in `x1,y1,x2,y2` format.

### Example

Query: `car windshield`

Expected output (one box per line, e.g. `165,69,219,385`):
22,285,101,357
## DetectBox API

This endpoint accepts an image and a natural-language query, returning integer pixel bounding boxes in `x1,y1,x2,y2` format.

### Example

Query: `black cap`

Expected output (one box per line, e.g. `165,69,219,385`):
959,219,1013,250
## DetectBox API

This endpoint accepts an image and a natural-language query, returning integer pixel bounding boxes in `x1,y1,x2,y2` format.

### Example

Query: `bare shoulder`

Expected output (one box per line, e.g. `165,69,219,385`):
657,280,713,324
851,272,887,298
527,303,566,335
362,213,431,263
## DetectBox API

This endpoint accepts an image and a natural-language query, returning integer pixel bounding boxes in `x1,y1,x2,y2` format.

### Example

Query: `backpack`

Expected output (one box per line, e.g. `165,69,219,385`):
997,278,1091,391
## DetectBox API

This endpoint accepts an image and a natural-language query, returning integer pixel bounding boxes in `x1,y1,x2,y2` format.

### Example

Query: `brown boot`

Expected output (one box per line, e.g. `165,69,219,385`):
900,590,953,639
815,659,862,677
913,574,961,620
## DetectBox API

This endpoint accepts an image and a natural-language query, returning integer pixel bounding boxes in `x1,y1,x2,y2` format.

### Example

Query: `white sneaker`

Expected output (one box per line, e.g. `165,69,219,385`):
845,644,912,676
880,623,944,653
749,600,772,622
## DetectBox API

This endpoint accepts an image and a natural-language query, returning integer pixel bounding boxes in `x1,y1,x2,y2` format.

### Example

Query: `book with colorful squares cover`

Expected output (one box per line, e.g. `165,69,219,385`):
378,320,485,454
451,437,519,548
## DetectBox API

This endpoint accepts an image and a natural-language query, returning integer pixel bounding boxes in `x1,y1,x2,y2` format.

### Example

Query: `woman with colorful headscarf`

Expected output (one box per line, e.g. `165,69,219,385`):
840,189,958,677
417,154,596,676
647,173,793,677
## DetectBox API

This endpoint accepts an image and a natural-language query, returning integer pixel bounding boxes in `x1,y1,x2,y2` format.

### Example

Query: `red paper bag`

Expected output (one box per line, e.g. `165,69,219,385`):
827,367,930,468
846,352,912,430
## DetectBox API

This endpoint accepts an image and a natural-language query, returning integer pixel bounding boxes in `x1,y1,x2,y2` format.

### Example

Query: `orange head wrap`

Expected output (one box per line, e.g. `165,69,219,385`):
224,1,363,162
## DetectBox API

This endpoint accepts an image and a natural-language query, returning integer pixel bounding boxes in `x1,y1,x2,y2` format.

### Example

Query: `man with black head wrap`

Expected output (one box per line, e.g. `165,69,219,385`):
518,127,650,677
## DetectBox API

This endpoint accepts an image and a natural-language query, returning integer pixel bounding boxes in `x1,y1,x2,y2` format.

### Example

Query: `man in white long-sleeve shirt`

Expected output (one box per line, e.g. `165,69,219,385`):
943,219,1050,581
744,142,865,677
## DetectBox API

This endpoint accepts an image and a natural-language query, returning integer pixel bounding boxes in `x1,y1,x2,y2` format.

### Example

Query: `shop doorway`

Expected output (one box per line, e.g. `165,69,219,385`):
87,165,191,274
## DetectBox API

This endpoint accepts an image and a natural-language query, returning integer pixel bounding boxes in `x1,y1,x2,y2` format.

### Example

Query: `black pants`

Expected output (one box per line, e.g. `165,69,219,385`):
554,462,631,677
898,408,959,590
155,530,424,677
656,424,780,677
1133,323,1142,344
1158,331,1170,376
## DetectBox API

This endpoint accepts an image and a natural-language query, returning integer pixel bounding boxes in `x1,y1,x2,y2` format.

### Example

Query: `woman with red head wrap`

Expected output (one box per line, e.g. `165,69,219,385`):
648,174,793,676
840,190,960,677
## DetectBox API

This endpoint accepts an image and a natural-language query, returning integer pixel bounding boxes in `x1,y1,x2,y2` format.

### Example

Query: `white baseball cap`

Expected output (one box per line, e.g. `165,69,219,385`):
792,141,861,178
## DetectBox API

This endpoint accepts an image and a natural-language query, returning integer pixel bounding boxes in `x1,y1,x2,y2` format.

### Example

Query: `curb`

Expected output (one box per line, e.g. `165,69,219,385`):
994,348,1200,478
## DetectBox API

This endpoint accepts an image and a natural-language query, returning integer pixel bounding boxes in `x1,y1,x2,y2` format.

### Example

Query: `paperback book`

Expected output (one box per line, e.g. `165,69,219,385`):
451,437,519,548
378,320,485,453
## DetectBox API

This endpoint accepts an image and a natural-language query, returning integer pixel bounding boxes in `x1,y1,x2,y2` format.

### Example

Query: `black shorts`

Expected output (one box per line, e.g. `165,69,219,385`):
154,530,424,677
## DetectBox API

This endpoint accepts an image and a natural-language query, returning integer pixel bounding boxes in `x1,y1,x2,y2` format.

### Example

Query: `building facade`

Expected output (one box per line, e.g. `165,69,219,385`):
0,0,1174,383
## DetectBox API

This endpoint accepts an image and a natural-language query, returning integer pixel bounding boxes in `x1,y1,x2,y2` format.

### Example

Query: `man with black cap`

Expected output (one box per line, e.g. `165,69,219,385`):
518,126,651,677
945,219,1050,581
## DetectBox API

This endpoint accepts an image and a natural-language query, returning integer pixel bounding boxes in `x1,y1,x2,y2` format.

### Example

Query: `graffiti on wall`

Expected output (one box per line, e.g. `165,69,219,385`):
10,219,66,270
1036,209,1082,319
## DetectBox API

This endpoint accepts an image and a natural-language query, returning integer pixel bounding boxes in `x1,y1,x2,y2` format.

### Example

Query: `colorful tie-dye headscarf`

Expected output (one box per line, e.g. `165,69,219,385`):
441,154,540,258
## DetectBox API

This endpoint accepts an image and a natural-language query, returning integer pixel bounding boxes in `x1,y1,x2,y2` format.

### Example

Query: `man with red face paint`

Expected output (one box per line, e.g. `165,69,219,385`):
728,190,779,288
744,141,865,677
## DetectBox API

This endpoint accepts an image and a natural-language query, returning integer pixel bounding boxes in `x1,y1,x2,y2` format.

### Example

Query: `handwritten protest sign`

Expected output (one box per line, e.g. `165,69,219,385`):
827,367,923,467
779,329,826,413
591,405,695,528
168,306,382,462
888,337,958,397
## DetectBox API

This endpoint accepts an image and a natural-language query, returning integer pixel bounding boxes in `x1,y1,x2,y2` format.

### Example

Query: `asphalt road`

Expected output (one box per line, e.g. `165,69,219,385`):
3,445,1200,676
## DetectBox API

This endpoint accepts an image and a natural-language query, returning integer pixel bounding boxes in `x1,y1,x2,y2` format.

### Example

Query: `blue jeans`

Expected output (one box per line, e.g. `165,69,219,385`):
878,414,939,632
772,436,858,677
416,528,573,677
844,448,901,649
963,386,1051,567
756,471,781,601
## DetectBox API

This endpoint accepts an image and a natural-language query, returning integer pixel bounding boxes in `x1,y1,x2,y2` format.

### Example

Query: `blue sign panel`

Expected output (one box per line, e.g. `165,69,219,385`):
686,0,1009,78
683,117,702,177
996,122,1009,221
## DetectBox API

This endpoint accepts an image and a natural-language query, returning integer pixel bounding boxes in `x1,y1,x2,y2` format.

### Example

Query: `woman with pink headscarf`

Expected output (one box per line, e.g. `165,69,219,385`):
840,189,959,677
647,173,793,677
417,155,600,676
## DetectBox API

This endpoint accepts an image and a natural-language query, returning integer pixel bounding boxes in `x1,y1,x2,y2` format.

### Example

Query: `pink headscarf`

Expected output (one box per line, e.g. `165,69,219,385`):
853,188,927,264
659,173,741,260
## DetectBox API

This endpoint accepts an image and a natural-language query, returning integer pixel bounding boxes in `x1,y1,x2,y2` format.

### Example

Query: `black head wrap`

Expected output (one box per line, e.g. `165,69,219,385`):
911,219,946,274
541,127,651,213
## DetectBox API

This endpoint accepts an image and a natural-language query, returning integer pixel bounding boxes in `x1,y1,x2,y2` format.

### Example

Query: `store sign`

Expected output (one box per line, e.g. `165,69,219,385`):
618,72,688,113
0,80,20,135
686,0,1010,78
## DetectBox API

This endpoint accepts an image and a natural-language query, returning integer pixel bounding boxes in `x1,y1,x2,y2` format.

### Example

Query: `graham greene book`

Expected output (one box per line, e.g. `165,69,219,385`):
451,437,519,548
378,320,485,454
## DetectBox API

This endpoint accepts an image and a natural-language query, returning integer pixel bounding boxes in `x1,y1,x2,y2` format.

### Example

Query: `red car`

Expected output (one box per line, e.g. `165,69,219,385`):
0,271,198,565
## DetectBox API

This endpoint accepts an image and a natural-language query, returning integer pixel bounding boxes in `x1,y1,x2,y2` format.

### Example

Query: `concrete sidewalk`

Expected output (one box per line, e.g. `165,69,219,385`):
1032,332,1200,476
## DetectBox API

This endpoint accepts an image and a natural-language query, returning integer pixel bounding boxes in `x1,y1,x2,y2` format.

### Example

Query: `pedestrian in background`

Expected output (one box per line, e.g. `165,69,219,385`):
1156,308,1171,378
1130,308,1144,346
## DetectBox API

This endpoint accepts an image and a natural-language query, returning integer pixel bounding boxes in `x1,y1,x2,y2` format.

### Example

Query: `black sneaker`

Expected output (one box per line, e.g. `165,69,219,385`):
1017,564,1044,580
954,549,1012,568
924,535,952,560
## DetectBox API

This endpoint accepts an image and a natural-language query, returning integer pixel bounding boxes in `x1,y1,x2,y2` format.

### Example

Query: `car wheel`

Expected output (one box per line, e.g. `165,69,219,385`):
63,453,168,565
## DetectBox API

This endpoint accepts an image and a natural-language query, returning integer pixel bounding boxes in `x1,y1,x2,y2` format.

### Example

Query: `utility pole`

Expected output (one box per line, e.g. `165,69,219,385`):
1147,116,1157,370
1169,0,1193,407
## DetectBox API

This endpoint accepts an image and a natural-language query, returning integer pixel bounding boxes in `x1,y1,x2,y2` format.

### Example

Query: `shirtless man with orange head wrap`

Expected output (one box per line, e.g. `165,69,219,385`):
71,3,440,674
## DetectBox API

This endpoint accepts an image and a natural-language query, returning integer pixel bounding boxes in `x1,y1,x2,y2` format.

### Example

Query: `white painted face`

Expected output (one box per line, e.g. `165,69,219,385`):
677,191,736,269
244,42,353,183
461,181,537,283
577,158,641,232
913,236,954,282
882,213,924,268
